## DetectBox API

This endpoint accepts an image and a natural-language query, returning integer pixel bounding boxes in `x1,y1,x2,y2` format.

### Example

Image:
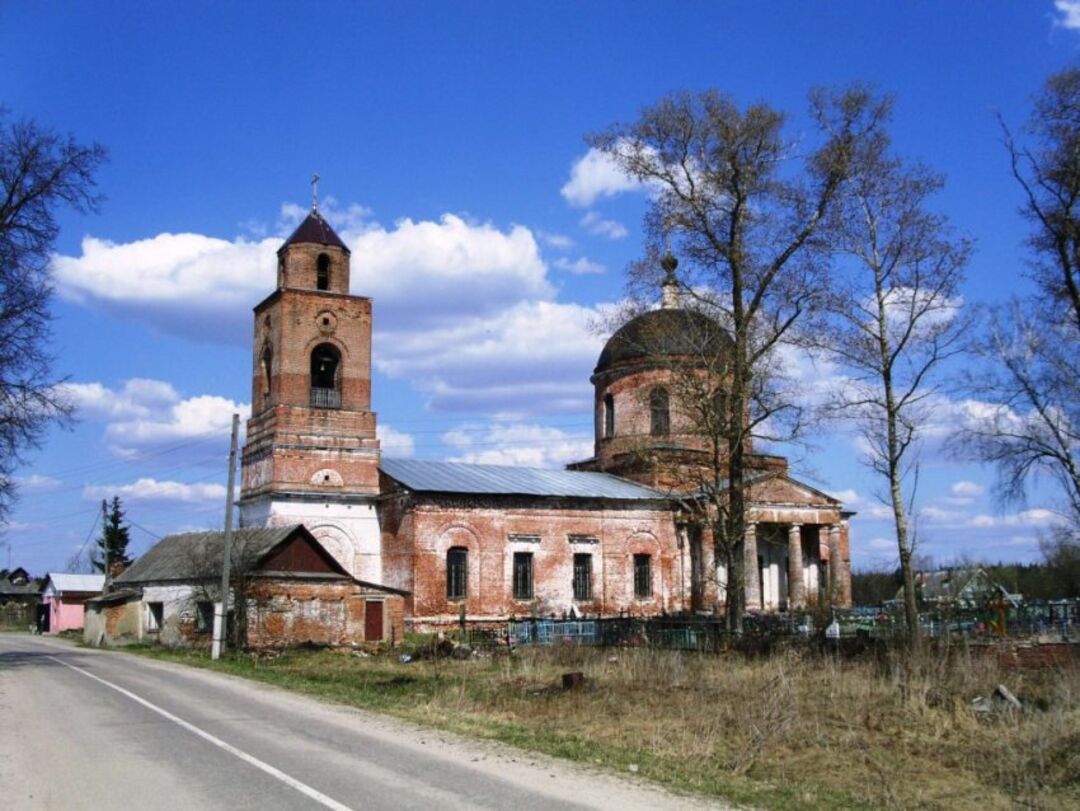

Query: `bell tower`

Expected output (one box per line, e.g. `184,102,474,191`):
239,198,382,581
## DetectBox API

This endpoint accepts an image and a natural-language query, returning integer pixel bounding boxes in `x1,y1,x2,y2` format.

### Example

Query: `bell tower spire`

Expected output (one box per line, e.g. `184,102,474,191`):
276,182,350,293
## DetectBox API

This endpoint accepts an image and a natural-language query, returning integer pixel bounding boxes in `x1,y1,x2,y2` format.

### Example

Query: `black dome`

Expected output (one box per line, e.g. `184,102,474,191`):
595,308,732,375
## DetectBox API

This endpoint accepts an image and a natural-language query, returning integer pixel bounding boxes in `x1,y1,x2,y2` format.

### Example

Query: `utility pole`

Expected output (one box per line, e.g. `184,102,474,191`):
212,413,240,660
101,499,110,588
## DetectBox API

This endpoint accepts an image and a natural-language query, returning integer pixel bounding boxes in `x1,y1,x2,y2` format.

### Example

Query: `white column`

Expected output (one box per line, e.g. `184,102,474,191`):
744,522,761,610
787,524,804,609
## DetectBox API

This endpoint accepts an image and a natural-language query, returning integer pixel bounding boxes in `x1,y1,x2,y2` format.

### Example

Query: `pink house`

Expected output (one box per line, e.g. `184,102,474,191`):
40,573,105,634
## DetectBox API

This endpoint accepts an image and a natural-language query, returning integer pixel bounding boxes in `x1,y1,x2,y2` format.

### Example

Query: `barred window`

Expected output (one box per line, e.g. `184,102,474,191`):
513,552,533,600
633,554,651,599
573,553,592,601
446,547,467,600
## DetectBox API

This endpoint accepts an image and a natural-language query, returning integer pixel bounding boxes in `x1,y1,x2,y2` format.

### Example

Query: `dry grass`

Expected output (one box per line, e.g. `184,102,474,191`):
132,641,1080,810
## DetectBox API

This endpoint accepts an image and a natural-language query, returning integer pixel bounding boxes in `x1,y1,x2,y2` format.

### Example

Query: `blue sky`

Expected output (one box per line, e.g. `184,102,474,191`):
2,1,1079,575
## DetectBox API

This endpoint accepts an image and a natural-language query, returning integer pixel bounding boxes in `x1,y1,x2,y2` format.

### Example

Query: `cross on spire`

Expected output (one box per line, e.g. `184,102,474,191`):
311,173,321,215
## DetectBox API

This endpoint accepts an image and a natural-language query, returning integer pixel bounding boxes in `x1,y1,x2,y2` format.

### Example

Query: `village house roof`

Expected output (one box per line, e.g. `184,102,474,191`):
0,568,37,597
43,572,105,594
115,525,332,584
380,458,669,501
904,568,1023,608
278,212,350,254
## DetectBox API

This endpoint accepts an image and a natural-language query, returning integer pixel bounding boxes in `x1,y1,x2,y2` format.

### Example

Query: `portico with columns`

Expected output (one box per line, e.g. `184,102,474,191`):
739,484,853,611
697,476,853,614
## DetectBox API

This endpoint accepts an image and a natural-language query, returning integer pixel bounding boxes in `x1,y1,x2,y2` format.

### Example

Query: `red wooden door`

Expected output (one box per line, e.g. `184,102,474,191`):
364,600,383,641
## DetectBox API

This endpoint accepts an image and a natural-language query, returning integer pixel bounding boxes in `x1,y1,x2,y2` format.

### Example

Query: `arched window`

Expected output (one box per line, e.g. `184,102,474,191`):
310,343,341,408
316,253,330,290
260,344,273,399
446,547,467,600
650,387,670,436
603,393,615,438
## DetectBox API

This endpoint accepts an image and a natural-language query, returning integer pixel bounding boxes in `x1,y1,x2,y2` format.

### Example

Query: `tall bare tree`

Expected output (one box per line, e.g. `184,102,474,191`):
0,112,106,521
591,87,889,627
822,136,971,643
952,68,1080,533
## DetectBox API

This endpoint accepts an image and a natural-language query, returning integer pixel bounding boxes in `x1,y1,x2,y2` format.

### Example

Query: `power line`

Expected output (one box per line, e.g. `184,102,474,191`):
70,509,101,568
31,431,228,480
127,519,162,540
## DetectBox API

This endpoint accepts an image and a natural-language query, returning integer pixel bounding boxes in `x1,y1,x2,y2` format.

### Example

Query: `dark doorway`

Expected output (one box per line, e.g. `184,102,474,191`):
689,525,705,612
36,603,49,633
364,600,383,641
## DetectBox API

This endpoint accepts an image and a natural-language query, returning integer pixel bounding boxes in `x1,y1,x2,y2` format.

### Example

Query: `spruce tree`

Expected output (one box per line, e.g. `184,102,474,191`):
92,496,132,573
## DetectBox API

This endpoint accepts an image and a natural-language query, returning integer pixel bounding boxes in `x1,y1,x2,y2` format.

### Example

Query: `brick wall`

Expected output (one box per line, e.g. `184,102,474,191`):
381,490,681,624
244,577,405,648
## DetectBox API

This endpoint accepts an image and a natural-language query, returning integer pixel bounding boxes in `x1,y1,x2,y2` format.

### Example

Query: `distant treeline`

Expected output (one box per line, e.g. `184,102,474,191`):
852,540,1080,605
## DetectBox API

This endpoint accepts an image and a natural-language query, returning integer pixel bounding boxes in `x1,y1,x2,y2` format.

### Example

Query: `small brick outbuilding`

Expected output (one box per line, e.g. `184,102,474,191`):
85,525,405,649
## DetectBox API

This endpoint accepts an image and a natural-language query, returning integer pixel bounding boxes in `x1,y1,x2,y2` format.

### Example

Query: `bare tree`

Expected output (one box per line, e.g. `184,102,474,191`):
952,68,1080,532
591,87,889,627
0,112,106,521
957,302,1080,526
822,137,971,643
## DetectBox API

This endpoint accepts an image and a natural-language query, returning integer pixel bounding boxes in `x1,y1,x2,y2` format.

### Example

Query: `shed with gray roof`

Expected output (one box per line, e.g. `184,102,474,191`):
89,524,406,650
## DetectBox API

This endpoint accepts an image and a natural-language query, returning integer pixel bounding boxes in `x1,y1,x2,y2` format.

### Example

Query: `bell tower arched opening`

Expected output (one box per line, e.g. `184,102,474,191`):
316,253,330,290
310,343,341,408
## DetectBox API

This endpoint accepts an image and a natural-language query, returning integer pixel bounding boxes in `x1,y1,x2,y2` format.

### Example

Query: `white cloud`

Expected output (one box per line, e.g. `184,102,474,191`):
1056,1,1080,30
853,502,897,520
53,212,554,343
865,536,897,553
14,474,61,491
59,378,248,455
920,506,968,524
443,422,593,468
579,211,628,240
538,231,575,250
969,509,1063,529
83,478,226,504
59,379,179,421
51,204,603,419
353,214,553,330
561,146,643,207
553,256,605,275
950,480,984,498
377,424,415,458
828,488,860,504
375,299,604,416
53,233,278,344
107,394,248,447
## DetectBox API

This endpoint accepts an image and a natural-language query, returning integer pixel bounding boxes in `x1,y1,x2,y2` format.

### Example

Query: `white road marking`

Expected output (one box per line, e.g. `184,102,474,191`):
46,655,356,811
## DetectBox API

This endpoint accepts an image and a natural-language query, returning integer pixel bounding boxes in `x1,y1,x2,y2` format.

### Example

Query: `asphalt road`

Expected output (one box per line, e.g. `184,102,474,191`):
0,634,725,810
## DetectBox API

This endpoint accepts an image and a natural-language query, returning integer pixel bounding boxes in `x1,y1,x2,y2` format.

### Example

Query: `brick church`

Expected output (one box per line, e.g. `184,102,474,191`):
239,207,853,628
